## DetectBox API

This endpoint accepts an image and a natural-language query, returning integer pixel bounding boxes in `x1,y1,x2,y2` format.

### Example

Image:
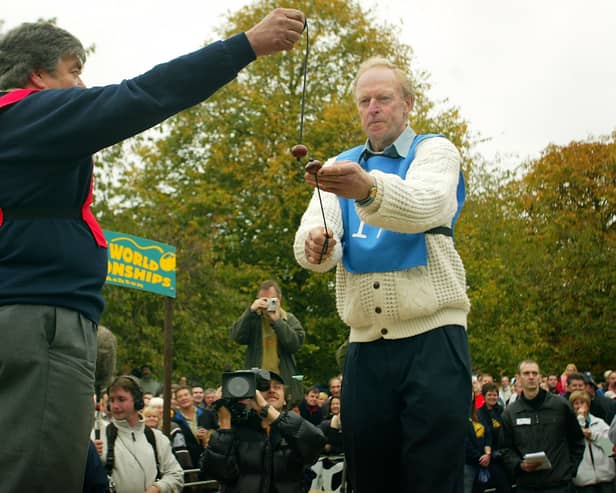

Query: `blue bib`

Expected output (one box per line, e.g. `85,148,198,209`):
338,134,465,273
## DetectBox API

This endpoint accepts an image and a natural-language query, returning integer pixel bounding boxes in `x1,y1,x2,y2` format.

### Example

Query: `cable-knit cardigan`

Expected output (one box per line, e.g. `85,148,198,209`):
293,136,470,342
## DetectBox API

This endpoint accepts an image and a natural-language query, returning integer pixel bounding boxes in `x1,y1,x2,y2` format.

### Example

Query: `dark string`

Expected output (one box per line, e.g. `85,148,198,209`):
298,20,308,145
297,20,329,263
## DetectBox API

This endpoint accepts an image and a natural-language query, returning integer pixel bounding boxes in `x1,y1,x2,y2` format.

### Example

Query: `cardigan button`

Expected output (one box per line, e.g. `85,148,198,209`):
375,307,382,314
373,281,380,289
380,328,388,335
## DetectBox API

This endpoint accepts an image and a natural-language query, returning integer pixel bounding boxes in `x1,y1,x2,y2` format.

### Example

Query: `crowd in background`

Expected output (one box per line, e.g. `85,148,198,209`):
466,364,616,493
89,362,616,493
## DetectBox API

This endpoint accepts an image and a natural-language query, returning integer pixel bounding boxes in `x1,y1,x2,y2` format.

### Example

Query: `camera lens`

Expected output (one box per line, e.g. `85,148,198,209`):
227,376,251,398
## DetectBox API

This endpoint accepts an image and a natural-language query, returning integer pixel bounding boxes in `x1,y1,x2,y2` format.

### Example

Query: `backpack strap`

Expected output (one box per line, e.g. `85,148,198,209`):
144,426,162,480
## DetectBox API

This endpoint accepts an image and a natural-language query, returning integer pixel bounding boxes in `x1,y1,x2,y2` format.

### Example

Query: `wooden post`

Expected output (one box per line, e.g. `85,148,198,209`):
162,296,174,436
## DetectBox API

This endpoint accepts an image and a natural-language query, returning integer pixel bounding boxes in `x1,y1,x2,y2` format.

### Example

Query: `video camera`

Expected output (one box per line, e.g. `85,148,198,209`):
222,368,272,400
216,368,273,424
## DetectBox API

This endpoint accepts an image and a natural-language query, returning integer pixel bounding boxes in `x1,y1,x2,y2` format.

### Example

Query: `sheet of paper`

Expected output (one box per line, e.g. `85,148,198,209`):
523,451,552,471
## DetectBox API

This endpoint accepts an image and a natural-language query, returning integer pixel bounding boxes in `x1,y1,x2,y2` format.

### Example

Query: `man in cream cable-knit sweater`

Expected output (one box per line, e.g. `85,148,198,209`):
294,57,471,493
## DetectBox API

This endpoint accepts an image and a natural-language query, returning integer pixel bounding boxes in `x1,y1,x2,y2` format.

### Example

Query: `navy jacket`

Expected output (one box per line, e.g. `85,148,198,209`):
0,33,255,322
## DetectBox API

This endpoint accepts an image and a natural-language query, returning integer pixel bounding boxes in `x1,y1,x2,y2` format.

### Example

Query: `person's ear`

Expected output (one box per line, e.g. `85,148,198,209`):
403,95,414,117
28,69,49,90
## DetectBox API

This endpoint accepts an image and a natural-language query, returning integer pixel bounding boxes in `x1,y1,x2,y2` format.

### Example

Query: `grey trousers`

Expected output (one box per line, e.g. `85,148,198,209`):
0,304,97,493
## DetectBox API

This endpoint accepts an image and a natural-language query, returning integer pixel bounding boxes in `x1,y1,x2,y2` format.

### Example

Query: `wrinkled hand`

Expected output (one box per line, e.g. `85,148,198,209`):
250,297,269,313
478,453,491,467
304,227,335,264
304,160,373,200
246,8,305,56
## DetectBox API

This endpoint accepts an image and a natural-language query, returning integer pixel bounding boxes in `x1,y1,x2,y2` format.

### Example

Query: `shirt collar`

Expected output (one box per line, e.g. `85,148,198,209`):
359,126,416,161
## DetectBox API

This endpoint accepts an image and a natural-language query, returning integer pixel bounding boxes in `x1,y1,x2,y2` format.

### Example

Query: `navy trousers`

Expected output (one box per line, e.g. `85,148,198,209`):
341,325,472,493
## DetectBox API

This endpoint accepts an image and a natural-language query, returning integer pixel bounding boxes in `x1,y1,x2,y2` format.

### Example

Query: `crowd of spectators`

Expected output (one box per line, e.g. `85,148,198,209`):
87,361,616,493
465,364,616,493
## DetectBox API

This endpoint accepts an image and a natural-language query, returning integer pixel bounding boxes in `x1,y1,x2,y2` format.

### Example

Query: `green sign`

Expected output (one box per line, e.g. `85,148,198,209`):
103,230,176,298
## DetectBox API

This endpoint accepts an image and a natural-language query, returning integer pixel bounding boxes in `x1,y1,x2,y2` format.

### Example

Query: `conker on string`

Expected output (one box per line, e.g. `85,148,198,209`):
291,144,308,159
305,160,322,175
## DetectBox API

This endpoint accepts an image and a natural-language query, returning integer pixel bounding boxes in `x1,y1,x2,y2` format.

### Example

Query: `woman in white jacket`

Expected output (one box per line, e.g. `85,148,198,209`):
570,390,616,493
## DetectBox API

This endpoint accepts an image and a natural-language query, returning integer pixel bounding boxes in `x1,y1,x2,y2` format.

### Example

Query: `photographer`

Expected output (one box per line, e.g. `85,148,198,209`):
230,280,305,406
200,370,325,493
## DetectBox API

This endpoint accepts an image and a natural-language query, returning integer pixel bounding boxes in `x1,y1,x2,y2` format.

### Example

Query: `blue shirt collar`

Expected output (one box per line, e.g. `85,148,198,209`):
359,126,416,161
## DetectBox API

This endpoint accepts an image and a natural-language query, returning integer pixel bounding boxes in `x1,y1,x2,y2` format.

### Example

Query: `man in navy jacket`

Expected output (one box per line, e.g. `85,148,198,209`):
0,9,305,492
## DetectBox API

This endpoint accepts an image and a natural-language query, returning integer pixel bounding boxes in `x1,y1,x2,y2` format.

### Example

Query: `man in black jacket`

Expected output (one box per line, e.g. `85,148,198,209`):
583,373,616,425
200,370,325,493
501,360,585,493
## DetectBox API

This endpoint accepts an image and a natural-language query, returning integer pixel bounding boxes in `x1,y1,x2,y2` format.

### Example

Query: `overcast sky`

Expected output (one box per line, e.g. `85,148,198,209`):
4,0,616,168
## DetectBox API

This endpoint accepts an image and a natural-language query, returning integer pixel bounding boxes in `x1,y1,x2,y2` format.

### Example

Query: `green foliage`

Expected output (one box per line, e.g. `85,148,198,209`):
90,0,616,388
93,0,471,387
459,135,616,378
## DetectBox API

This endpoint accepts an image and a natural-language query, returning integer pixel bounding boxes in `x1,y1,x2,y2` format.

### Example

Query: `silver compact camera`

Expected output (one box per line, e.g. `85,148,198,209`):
266,297,278,312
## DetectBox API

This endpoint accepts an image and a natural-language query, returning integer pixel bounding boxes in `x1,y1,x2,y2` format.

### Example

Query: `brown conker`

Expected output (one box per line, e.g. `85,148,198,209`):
291,144,308,159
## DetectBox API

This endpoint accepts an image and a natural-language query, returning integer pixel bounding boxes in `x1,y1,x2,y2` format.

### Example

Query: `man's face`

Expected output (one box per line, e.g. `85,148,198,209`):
355,66,412,152
329,378,341,398
305,391,319,406
109,388,137,422
192,387,204,404
482,375,494,385
258,286,278,301
608,372,616,387
264,380,286,411
204,392,216,407
175,389,193,410
484,390,499,408
37,55,85,89
568,378,585,393
547,375,559,390
141,366,152,378
501,376,510,388
519,362,540,395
